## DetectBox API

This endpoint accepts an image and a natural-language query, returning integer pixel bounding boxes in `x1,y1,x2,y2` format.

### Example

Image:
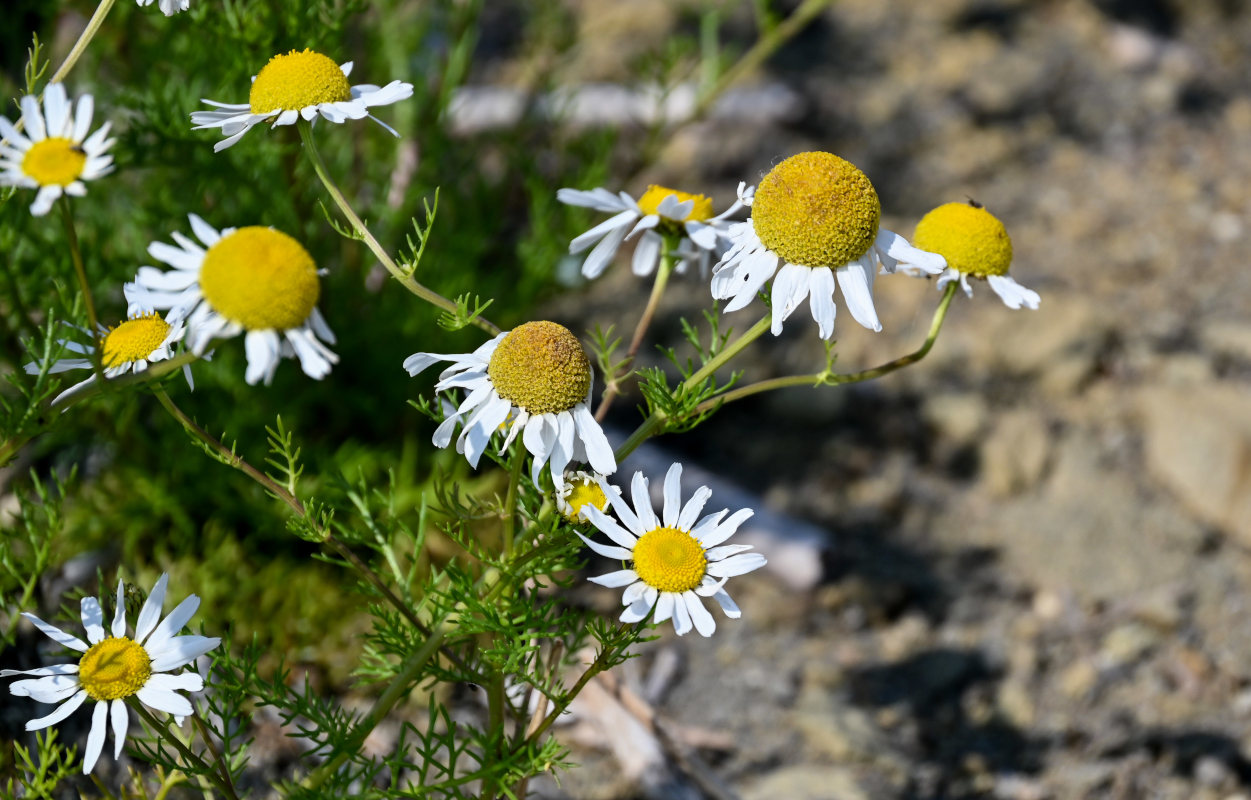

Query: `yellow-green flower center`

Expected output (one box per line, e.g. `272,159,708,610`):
199,227,320,331
912,202,1013,278
751,151,881,269
560,475,608,521
78,637,151,701
487,321,591,415
101,313,171,368
637,185,714,223
249,49,352,114
632,527,707,594
21,138,86,187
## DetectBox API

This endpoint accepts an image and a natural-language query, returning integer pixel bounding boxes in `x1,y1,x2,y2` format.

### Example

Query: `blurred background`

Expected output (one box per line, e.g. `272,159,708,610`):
4,0,1251,797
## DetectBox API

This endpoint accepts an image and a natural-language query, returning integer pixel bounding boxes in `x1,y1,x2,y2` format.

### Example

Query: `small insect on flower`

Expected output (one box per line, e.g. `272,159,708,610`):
0,83,115,216
557,182,749,279
1,575,220,774
404,321,616,489
711,151,946,339
908,201,1040,310
125,214,338,385
578,463,766,637
190,49,414,152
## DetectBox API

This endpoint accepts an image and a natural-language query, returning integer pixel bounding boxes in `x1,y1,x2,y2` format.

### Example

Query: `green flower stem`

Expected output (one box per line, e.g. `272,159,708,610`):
57,197,101,377
689,282,961,414
523,642,615,745
296,122,500,336
49,0,117,85
594,234,677,423
126,700,240,800
613,313,771,461
150,387,479,681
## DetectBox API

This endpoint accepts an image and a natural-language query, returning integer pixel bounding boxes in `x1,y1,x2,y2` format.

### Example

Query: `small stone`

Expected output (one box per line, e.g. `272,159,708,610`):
742,765,872,800
1202,320,1251,363
924,392,989,444
1195,756,1233,789
980,409,1053,497
1059,660,1097,698
1099,623,1159,667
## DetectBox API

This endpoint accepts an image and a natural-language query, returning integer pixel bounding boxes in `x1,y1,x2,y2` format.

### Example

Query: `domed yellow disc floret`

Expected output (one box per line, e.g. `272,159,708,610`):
101,312,171,367
249,49,352,114
199,227,320,331
751,151,881,269
560,474,608,521
912,202,1013,278
78,636,152,701
632,527,707,594
637,185,714,223
488,321,591,415
21,138,86,187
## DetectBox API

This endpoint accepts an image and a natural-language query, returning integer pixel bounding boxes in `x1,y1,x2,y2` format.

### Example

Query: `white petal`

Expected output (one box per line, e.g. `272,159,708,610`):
21,94,46,141
876,228,945,275
135,574,169,643
683,592,716,637
572,404,615,475
72,92,96,142
620,597,653,624
582,504,638,549
8,672,81,704
80,597,105,645
25,689,87,731
244,329,282,385
136,678,195,716
601,475,646,537
653,592,675,624
21,613,88,652
661,463,683,527
110,699,129,758
836,258,882,332
987,274,1040,310
807,266,838,340
569,208,636,254
111,580,126,638
43,84,69,137
556,187,631,213
697,508,754,547
580,220,631,279
676,485,712,531
712,588,742,618
705,543,754,561
631,229,662,276
575,531,633,561
588,569,640,588
706,553,767,577
82,700,108,773
630,472,658,531
148,635,221,672
769,262,812,336
622,581,649,607
671,594,692,635
143,594,200,654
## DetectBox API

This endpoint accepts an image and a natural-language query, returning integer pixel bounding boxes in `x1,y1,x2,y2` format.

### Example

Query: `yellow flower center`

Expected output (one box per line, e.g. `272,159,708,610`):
78,637,152,702
751,151,881,269
632,527,707,594
21,138,86,187
912,202,1013,278
101,313,171,368
560,475,608,521
199,227,320,331
637,185,714,223
487,321,591,415
249,49,352,114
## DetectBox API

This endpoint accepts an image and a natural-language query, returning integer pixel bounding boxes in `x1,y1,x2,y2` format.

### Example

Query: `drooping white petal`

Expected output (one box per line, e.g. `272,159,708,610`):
705,543,755,562
25,690,87,731
712,588,741,618
671,594,693,635
875,228,946,275
82,699,108,773
807,266,838,340
579,220,632,279
110,698,129,758
575,531,634,561
620,597,653,624
8,672,81,704
769,262,812,336
987,274,1041,310
631,229,662,276
653,592,675,624
683,592,716,637
836,257,881,333
572,404,616,476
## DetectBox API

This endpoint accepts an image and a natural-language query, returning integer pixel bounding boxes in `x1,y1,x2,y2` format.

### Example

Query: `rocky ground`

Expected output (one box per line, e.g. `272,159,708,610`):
523,0,1251,798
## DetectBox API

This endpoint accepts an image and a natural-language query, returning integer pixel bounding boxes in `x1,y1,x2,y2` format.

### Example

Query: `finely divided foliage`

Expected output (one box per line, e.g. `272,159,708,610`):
0,0,1037,796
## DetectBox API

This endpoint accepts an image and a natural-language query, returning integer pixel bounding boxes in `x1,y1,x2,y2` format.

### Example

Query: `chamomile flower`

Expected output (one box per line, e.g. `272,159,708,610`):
557,183,748,279
24,308,191,403
403,321,616,488
556,470,612,521
0,83,114,216
579,463,765,637
136,0,190,14
711,152,947,339
124,214,337,385
1,574,220,774
909,201,1040,310
190,49,414,152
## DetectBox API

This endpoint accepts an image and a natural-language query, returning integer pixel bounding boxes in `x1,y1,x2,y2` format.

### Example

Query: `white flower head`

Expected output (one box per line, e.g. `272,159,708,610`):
136,0,190,15
904,201,1040,310
124,214,338,386
579,463,766,638
190,48,414,152
24,308,192,404
557,182,748,280
403,321,616,488
0,83,115,216
1,574,220,774
711,151,947,339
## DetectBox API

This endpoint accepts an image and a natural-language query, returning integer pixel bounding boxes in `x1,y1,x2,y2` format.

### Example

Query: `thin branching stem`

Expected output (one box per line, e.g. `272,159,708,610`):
127,700,240,800
595,235,677,423
296,121,500,335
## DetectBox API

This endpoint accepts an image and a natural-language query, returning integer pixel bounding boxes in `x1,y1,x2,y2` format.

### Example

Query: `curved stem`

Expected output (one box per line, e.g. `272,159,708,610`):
49,0,118,85
595,237,676,423
296,121,499,335
127,701,240,800
57,197,101,376
614,313,771,461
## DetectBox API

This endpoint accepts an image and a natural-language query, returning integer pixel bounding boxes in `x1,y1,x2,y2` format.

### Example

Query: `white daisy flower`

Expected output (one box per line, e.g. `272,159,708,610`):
556,470,612,521
136,0,190,15
190,48,414,152
557,183,748,280
24,308,192,403
1,574,220,774
711,151,947,339
403,321,616,489
0,83,114,216
579,463,766,638
906,201,1040,310
124,214,337,386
